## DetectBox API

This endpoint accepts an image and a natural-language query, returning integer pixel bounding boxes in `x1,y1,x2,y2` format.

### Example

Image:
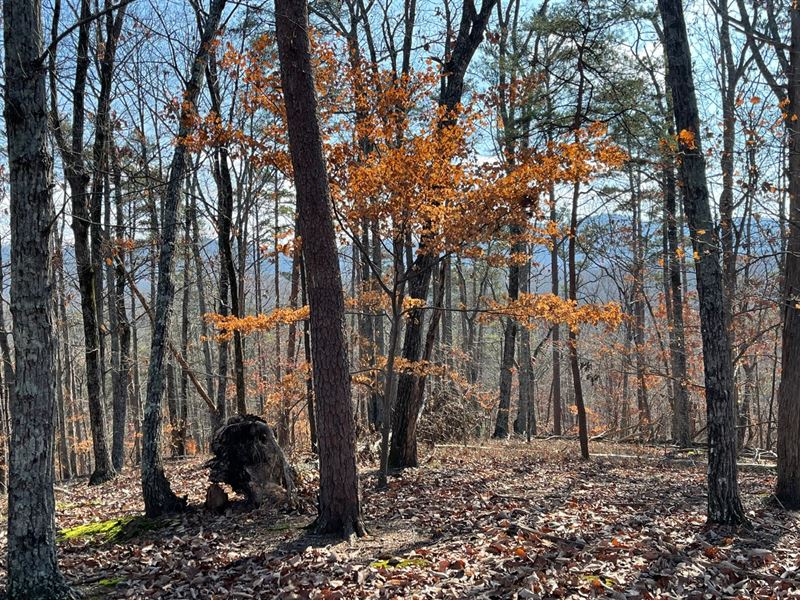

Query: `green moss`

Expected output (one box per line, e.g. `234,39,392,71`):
98,578,123,587
370,557,431,569
58,515,166,544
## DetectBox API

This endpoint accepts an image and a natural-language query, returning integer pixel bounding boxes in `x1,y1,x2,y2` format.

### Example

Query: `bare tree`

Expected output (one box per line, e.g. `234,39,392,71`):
140,0,227,518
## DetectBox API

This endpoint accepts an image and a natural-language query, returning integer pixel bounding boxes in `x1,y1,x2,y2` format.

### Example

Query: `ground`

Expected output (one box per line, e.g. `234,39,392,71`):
0,440,797,599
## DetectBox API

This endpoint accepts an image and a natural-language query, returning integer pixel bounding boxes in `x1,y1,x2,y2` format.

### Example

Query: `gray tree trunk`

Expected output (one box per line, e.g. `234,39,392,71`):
3,0,73,594
776,3,800,510
141,0,227,518
658,0,747,525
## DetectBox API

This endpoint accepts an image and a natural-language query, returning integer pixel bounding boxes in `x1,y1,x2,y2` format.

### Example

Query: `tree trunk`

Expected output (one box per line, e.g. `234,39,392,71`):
664,149,691,446
658,0,747,525
776,5,800,508
111,143,131,471
55,0,116,486
178,212,191,455
631,167,651,432
188,192,216,432
549,184,562,436
275,0,364,537
568,179,589,460
141,0,227,518
493,232,522,439
389,0,496,469
207,61,246,417
3,0,72,594
515,251,535,435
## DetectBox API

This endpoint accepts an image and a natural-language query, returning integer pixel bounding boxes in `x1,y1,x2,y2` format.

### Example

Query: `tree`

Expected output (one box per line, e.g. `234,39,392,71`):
3,0,73,596
732,0,800,509
141,0,227,518
275,0,365,538
389,0,498,469
50,0,116,485
657,0,747,525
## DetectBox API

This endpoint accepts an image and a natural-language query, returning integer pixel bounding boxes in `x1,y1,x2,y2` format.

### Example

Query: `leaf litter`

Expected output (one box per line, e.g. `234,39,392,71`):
0,440,797,599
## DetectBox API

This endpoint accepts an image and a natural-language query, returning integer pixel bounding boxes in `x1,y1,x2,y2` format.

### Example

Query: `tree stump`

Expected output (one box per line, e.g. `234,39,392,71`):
205,415,297,507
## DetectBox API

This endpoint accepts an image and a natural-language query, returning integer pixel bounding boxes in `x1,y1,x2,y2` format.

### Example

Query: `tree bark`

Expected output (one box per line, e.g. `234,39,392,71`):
658,0,747,525
275,0,364,537
3,0,73,594
141,0,226,518
776,5,800,509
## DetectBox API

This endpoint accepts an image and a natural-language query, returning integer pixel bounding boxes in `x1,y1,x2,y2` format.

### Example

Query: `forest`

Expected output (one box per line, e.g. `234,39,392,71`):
0,0,799,597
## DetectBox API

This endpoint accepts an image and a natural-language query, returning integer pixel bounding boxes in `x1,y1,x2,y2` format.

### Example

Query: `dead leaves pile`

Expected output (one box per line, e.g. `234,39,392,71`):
0,441,798,598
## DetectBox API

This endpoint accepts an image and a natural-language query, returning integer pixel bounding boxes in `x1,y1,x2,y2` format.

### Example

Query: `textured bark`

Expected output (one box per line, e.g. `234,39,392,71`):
3,0,72,595
276,0,364,536
658,0,747,525
141,0,226,518
776,5,800,509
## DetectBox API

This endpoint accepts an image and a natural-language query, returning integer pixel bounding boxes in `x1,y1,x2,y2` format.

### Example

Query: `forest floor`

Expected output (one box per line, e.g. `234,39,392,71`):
0,440,798,599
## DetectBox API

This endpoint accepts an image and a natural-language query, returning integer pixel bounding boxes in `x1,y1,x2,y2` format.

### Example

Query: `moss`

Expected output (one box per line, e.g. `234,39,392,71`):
370,557,431,569
58,515,167,544
97,578,123,587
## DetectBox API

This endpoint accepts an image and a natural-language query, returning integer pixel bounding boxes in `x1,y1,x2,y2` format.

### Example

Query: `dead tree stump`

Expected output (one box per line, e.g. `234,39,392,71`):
205,415,297,507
